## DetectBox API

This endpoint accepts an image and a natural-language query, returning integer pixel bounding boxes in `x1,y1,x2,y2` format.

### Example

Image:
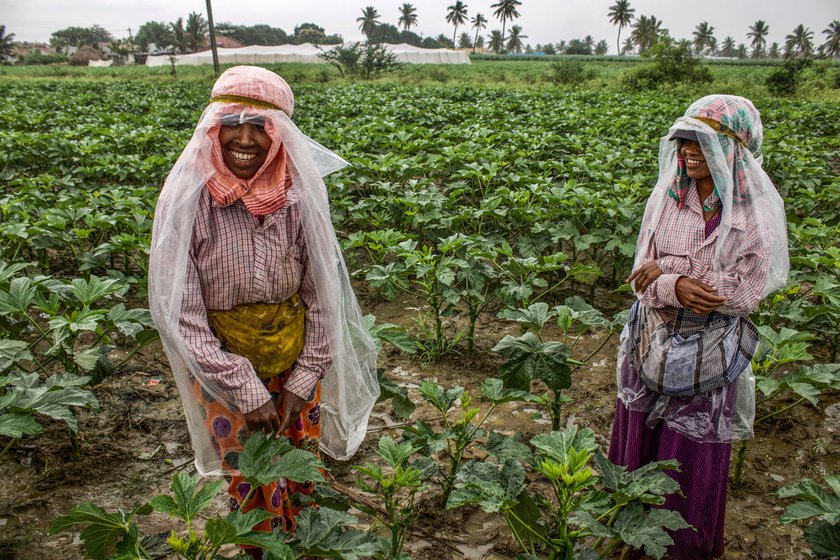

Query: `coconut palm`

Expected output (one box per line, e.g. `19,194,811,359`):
692,21,715,55
630,15,664,53
747,20,769,58
822,20,840,58
398,3,418,32
720,36,736,57
595,39,609,55
357,6,381,39
784,24,814,59
768,42,780,59
471,13,487,53
607,0,635,56
505,24,526,53
185,11,208,52
488,29,503,53
621,36,635,55
490,0,522,47
446,1,469,47
0,26,15,62
170,18,188,54
584,35,595,50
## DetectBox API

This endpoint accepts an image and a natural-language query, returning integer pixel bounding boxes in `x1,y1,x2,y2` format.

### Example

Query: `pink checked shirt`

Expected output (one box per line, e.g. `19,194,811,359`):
179,190,330,413
639,186,768,316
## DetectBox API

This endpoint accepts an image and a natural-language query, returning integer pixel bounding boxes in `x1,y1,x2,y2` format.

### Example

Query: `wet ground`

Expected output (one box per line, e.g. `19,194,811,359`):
1,296,838,559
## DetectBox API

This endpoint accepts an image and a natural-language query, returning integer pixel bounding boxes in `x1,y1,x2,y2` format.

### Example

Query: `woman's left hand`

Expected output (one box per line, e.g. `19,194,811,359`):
276,389,307,436
627,261,663,293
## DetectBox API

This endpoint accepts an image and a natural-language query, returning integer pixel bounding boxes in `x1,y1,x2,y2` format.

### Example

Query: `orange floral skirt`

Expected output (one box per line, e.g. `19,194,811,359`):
193,372,322,535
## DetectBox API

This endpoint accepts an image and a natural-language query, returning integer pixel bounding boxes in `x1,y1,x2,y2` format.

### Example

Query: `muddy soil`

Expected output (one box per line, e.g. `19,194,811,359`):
1,296,838,560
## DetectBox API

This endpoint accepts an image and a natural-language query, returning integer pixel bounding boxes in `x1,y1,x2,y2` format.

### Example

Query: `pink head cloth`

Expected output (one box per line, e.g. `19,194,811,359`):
211,65,295,117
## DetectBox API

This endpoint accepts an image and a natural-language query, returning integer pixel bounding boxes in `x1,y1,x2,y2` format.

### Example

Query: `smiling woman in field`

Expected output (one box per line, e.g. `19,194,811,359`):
148,66,378,555
609,95,789,560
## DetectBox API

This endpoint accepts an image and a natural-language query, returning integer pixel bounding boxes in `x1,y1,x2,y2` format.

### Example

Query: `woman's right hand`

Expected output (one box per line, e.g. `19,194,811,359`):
675,276,727,314
243,399,282,435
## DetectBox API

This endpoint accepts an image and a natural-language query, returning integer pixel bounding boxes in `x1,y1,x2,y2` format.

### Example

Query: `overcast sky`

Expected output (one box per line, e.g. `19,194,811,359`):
3,0,837,54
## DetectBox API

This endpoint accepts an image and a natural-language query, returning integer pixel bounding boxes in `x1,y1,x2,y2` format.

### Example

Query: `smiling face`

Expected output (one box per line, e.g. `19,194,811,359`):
679,139,712,183
217,117,272,179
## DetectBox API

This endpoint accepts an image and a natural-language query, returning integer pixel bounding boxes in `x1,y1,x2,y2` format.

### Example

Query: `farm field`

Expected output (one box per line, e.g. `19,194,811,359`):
0,62,839,559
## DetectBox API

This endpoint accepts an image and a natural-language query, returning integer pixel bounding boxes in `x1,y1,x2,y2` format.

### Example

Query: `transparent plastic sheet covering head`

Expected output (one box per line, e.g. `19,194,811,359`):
149,98,378,476
633,94,789,308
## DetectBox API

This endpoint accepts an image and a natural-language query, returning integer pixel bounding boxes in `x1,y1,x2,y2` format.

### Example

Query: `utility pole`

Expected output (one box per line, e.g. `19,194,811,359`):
206,0,220,76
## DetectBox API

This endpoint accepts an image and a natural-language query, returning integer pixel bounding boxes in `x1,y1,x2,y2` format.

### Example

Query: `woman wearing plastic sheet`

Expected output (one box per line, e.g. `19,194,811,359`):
609,95,789,560
148,66,378,554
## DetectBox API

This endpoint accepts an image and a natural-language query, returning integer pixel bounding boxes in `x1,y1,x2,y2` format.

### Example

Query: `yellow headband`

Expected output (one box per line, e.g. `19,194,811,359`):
210,94,281,111
691,116,747,148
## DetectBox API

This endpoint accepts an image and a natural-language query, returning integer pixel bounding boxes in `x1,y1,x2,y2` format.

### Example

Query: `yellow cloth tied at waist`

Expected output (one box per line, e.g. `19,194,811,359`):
207,295,305,380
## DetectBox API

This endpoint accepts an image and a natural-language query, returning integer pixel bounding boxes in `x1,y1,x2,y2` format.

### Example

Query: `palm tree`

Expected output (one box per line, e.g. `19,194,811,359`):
747,20,769,58
471,13,487,53
595,39,609,55
784,24,814,59
357,6,381,40
398,3,418,32
505,24,526,53
768,42,780,59
488,29,504,53
584,35,595,50
170,18,188,54
822,20,840,58
607,0,635,56
621,36,635,55
0,26,15,63
185,11,208,52
720,36,736,57
446,2,469,47
630,15,664,53
490,0,522,48
692,21,715,55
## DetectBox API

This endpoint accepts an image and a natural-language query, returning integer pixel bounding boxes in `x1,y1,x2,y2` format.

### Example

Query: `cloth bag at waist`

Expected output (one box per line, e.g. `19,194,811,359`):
207,295,305,380
624,300,759,397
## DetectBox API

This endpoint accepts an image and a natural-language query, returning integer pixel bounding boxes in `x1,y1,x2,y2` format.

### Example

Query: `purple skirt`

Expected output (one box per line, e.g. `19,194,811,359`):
609,393,731,560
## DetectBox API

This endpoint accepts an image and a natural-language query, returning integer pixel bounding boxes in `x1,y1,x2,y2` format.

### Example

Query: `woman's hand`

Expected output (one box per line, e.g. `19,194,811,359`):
675,276,727,314
276,389,307,435
244,399,282,435
627,261,664,294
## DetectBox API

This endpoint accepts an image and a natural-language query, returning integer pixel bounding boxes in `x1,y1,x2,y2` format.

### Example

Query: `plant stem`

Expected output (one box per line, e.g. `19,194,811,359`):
755,397,806,425
0,437,18,459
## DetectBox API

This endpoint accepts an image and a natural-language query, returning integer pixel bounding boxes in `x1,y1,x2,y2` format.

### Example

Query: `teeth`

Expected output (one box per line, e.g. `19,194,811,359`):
686,159,703,165
231,150,256,162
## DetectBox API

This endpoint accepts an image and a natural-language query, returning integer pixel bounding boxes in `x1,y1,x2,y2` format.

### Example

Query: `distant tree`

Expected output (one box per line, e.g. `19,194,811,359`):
357,6,381,40
767,41,780,59
295,23,329,45
584,35,595,49
50,25,112,52
170,18,188,54
488,29,503,53
565,39,592,55
136,21,173,51
720,36,736,57
446,1,469,47
0,25,16,62
822,20,840,58
490,0,521,47
542,42,555,54
398,3,418,32
368,23,404,44
216,23,290,46
608,0,635,55
434,33,454,48
458,32,472,49
555,40,566,52
630,15,666,53
474,35,485,50
595,39,609,55
185,11,208,52
506,25,526,53
737,43,747,59
785,24,814,59
471,13,487,53
692,21,715,55
747,20,769,58
621,36,635,54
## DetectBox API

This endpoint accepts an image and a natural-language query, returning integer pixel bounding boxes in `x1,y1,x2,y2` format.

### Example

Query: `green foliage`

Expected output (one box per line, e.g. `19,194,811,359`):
623,39,713,90
447,425,688,559
547,60,596,85
318,42,400,80
354,436,435,559
777,475,840,557
766,57,812,96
